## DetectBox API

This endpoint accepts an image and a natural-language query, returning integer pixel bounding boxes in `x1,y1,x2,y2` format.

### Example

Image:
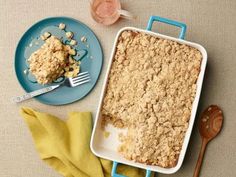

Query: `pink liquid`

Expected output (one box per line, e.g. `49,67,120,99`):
90,0,121,25
96,1,117,17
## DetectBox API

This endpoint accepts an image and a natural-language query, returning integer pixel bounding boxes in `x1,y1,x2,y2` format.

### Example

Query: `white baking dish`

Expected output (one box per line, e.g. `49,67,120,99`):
90,16,207,176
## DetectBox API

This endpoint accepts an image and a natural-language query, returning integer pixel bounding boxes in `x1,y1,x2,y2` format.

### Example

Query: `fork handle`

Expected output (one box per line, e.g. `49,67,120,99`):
12,85,60,103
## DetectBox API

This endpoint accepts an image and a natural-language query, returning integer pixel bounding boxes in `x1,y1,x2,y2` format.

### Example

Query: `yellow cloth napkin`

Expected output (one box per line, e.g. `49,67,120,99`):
20,107,152,177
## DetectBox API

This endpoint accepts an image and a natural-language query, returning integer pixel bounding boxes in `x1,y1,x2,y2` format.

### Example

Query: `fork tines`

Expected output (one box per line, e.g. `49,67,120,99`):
70,71,90,86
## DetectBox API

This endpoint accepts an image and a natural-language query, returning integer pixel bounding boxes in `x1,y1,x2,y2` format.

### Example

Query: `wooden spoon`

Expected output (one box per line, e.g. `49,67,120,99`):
193,105,223,177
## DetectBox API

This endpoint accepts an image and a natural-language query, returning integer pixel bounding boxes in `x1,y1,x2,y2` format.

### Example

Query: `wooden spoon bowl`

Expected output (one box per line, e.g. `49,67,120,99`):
199,105,223,141
193,105,223,177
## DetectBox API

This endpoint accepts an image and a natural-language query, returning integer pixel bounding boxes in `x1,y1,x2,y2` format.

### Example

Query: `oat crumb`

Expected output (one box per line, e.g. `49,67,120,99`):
70,39,77,46
58,23,66,30
66,31,73,39
103,131,110,138
101,30,202,168
28,36,79,84
81,36,87,42
40,32,51,41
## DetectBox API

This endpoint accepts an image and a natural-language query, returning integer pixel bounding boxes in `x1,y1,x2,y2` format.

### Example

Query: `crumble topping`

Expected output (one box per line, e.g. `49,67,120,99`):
28,36,79,84
101,30,202,168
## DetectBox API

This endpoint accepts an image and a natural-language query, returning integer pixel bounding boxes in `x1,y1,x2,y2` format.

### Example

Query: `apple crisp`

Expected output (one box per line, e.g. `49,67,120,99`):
28,36,79,84
101,30,202,168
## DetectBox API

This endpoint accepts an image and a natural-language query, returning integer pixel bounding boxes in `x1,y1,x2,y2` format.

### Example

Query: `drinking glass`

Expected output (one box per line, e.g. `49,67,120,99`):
90,0,134,25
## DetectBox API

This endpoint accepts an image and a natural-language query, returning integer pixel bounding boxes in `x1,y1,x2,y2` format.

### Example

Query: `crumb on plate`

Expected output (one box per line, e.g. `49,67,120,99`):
66,31,73,39
23,69,28,74
58,23,66,30
70,39,77,46
40,32,51,41
81,36,87,42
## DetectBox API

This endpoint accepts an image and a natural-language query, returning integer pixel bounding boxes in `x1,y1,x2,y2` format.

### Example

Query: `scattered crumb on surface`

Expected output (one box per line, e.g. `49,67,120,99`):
40,32,51,41
58,23,66,30
103,131,110,138
66,31,73,39
70,39,77,46
81,36,87,42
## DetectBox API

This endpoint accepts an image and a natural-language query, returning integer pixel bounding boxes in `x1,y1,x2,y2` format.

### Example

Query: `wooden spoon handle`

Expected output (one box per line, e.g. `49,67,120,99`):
193,138,208,177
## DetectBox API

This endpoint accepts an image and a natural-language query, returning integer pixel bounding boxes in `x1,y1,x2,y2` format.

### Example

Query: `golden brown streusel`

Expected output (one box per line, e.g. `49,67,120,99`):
28,36,79,84
101,30,202,168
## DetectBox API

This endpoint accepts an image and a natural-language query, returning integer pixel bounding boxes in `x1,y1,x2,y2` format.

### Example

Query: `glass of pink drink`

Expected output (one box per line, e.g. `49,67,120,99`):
90,0,133,25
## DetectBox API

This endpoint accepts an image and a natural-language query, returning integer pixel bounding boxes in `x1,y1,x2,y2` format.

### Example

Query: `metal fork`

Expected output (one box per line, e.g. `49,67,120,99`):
12,71,90,103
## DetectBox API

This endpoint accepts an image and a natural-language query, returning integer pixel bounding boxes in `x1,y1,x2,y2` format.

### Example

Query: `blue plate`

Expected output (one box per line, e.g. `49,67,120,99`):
15,17,103,105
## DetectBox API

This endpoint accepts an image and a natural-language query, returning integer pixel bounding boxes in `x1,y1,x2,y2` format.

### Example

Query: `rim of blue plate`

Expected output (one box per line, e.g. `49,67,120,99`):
14,16,103,105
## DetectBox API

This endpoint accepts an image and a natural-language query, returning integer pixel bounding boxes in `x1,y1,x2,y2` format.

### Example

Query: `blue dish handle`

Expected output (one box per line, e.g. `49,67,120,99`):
146,16,187,39
112,161,152,177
